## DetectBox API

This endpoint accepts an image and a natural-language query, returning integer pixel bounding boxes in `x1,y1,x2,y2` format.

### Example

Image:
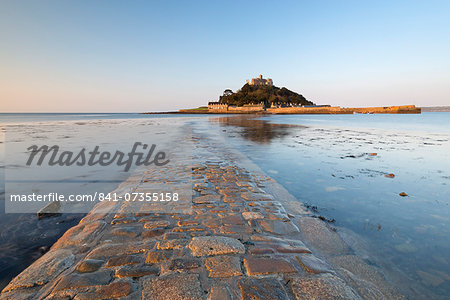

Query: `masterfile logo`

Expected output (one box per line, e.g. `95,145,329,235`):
26,142,170,172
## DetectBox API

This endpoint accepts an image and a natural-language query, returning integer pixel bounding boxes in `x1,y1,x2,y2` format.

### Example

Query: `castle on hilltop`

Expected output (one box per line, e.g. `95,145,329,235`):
246,74,273,86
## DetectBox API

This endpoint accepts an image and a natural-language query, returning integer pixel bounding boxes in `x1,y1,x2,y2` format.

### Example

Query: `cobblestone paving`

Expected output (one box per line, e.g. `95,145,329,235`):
0,127,405,300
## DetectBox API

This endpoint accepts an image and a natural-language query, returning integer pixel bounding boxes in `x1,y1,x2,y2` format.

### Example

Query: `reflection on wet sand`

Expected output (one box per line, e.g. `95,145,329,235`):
210,115,303,143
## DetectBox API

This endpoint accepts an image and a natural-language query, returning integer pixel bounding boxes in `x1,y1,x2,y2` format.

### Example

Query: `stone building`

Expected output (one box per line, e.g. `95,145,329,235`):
208,102,228,110
246,75,273,86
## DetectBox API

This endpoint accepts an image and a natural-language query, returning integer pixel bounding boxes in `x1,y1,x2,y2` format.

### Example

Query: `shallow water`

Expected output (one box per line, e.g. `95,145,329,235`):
1,112,449,298
0,113,200,289
206,113,450,299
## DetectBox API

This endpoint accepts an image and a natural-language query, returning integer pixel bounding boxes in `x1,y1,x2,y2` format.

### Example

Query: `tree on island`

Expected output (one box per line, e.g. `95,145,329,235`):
223,89,233,97
219,83,314,107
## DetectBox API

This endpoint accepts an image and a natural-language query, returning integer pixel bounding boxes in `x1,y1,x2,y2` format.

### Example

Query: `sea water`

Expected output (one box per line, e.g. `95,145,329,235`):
1,112,449,298
206,112,450,299
0,113,202,289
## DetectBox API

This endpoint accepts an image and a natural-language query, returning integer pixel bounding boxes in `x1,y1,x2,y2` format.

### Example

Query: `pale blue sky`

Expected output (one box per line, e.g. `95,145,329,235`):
1,0,450,112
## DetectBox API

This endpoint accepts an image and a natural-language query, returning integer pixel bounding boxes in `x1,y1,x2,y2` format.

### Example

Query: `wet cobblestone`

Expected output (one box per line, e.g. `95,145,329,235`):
0,132,404,299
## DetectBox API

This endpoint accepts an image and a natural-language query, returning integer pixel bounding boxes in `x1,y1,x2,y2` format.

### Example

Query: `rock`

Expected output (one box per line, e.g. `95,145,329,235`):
111,217,137,224
296,255,333,274
177,220,199,226
217,225,253,235
115,265,159,278
52,221,105,249
105,255,141,268
243,257,297,275
172,226,206,232
238,277,289,299
297,217,349,255
250,235,304,245
258,219,299,235
37,201,61,219
249,235,311,254
141,273,203,300
110,226,139,238
190,164,205,170
188,236,245,256
142,228,165,238
167,258,201,271
86,242,155,259
144,220,170,229
290,274,361,300
76,259,104,273
2,249,74,292
156,239,188,250
203,218,221,228
241,192,274,202
221,214,245,225
266,212,290,221
0,289,36,299
146,251,173,263
75,280,133,300
242,212,264,220
192,195,220,204
208,285,232,300
384,173,395,178
399,192,408,197
53,270,112,291
248,247,275,254
163,232,187,240
276,245,311,253
205,256,242,277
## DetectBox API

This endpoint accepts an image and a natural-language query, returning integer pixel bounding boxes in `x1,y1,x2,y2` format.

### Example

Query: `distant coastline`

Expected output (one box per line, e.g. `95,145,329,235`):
421,106,450,112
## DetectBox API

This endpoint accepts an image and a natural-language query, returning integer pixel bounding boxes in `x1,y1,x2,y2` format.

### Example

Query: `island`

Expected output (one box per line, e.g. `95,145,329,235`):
176,75,421,114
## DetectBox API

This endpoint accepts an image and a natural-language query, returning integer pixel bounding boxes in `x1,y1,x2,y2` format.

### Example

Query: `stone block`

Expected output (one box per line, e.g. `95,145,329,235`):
296,255,333,274
146,251,173,264
205,256,242,277
167,258,201,271
242,212,264,220
53,270,112,291
75,280,133,300
188,236,245,257
208,285,232,300
297,217,349,255
258,219,299,235
141,273,203,300
110,226,140,238
156,239,189,250
76,259,104,273
238,277,289,300
105,255,141,268
290,274,360,300
244,257,297,275
115,265,159,278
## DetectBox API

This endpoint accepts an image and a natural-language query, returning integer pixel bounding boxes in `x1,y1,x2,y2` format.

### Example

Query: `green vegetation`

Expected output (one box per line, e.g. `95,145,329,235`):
184,106,209,111
219,84,314,107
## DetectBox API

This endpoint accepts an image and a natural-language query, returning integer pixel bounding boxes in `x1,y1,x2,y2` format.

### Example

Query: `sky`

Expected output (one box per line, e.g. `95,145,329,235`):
1,0,450,112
